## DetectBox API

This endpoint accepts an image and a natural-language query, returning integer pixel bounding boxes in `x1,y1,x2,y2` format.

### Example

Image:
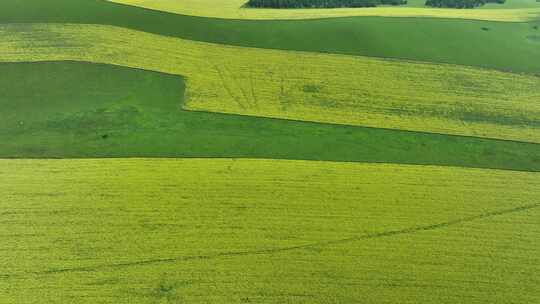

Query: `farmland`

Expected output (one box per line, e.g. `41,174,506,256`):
1,158,540,303
1,0,539,303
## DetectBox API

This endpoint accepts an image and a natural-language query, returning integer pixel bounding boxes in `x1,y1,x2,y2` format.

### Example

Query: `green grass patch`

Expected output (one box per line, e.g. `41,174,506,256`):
2,61,540,172
1,0,540,73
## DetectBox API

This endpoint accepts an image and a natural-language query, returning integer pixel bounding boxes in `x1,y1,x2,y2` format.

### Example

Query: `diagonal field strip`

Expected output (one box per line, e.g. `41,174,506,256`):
1,24,540,143
3,0,540,72
5,202,537,279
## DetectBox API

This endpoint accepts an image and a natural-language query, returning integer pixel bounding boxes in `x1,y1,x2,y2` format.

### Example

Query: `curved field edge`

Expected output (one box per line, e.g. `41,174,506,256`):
1,158,539,303
107,0,540,21
2,60,540,172
2,0,540,74
2,24,540,145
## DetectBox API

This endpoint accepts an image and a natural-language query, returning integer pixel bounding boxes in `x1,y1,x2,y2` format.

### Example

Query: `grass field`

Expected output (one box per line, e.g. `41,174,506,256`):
107,0,540,21
3,61,540,172
1,158,539,303
2,24,540,144
1,0,540,74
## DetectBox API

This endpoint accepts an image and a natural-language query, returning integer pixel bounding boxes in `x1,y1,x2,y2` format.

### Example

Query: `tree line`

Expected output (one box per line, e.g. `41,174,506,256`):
246,0,407,8
425,0,505,8
246,0,505,8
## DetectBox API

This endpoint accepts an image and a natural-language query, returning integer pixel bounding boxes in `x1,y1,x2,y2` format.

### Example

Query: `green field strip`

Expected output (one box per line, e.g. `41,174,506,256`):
2,23,540,144
1,0,540,73
1,158,539,303
1,61,540,172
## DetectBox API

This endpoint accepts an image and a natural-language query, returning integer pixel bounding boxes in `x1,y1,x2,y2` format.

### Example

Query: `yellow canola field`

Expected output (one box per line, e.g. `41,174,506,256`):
108,0,540,21
1,158,540,303
1,23,539,143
